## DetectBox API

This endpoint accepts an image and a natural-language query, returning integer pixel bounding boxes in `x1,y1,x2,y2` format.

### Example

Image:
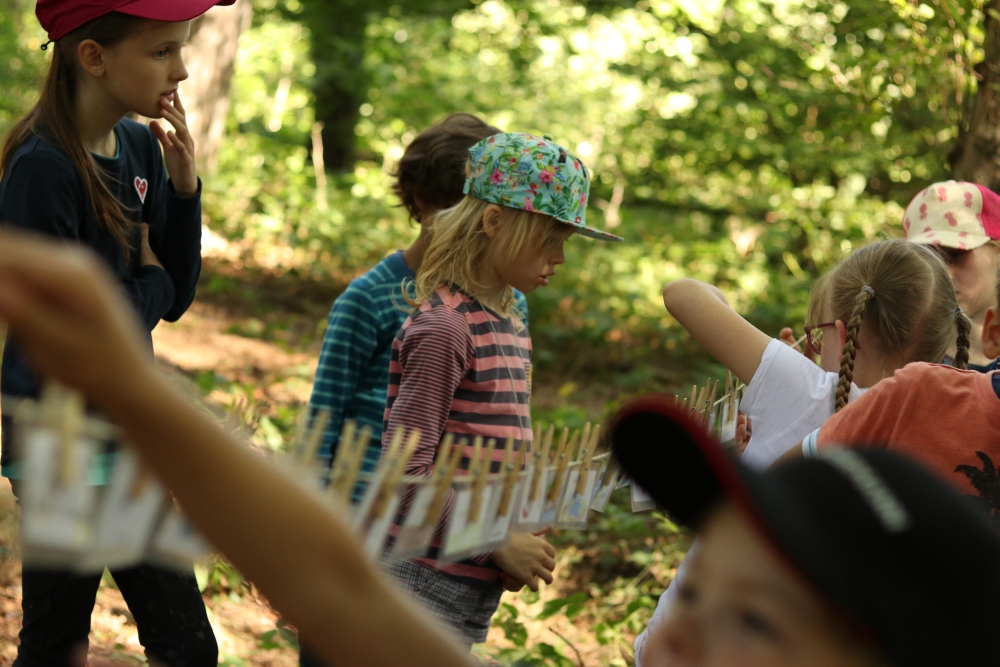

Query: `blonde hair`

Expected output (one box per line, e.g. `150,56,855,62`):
816,239,969,411
409,195,570,317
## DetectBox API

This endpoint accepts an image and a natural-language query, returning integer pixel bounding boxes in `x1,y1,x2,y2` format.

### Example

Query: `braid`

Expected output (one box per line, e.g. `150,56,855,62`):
954,308,971,371
835,289,873,412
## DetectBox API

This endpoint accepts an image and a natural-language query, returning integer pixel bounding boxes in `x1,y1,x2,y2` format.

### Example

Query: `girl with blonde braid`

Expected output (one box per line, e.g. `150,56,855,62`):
635,239,970,666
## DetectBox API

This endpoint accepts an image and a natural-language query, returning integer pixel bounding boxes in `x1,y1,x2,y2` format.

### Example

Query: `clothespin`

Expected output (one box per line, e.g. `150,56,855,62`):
547,428,575,503
299,409,331,464
327,421,358,492
42,383,84,487
705,380,719,425
529,425,554,502
425,437,464,528
497,437,525,518
576,424,600,495
689,385,698,413
371,429,421,520
330,425,373,501
469,438,497,521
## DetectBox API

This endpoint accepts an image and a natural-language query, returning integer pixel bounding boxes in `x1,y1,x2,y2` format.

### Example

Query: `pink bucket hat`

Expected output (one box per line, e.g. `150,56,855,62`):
903,181,1000,251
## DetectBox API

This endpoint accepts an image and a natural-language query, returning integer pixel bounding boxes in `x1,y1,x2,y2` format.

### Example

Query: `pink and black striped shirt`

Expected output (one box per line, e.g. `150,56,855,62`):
383,287,532,584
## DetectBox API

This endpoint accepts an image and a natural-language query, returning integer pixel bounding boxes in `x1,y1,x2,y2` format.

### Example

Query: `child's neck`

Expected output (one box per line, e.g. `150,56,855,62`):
401,224,434,273
75,79,127,158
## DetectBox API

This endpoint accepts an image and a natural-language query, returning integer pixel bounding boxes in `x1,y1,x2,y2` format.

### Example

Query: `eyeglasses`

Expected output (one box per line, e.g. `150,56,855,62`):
803,322,837,355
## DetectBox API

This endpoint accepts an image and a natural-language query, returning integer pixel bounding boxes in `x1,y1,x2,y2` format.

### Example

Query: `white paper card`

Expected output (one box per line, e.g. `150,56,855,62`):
148,507,212,570
388,484,437,560
441,485,493,560
631,483,656,512
362,494,400,560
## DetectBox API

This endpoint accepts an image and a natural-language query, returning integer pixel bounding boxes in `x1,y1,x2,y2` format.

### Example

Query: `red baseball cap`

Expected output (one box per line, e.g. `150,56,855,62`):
37,0,236,42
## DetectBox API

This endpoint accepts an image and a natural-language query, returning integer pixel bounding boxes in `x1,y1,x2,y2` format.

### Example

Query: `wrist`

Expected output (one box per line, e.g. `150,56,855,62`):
171,177,199,198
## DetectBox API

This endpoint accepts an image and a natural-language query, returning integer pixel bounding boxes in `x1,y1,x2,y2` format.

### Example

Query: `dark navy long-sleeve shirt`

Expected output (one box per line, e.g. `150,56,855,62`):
0,118,202,474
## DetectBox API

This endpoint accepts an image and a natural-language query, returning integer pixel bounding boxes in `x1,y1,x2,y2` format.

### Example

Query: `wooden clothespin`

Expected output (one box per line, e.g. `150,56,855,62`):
330,425,372,501
469,438,497,521
299,409,331,464
576,424,600,495
689,385,698,413
497,438,526,518
327,421,357,492
547,428,576,503
371,429,420,520
42,383,84,487
529,425,554,503
425,437,464,528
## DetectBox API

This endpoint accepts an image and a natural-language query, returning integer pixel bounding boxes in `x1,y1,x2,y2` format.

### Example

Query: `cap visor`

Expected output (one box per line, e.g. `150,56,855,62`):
561,220,623,242
907,230,990,250
115,0,236,22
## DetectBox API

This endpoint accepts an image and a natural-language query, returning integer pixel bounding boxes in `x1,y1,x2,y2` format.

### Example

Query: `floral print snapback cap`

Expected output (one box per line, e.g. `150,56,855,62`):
463,133,623,242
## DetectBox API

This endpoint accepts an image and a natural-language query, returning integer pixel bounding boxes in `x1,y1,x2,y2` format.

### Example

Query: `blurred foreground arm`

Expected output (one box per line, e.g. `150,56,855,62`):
0,233,475,667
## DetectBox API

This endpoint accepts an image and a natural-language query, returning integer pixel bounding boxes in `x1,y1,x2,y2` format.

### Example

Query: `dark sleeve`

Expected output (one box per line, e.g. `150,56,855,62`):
145,130,202,322
123,266,176,332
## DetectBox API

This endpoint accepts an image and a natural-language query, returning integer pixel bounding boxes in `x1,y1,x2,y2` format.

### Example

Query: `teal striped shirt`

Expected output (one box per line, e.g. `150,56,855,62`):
309,250,527,477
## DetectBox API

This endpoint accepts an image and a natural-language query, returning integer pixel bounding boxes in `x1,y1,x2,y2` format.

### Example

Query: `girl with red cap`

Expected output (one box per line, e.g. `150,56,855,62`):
0,1,232,664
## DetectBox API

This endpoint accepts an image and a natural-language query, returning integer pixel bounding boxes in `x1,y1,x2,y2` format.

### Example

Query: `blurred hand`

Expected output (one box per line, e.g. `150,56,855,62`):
0,232,153,409
492,533,556,592
140,223,164,270
734,412,752,456
779,327,815,362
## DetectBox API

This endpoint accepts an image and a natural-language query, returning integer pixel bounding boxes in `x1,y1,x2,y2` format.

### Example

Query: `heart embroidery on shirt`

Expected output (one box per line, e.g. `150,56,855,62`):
134,177,148,204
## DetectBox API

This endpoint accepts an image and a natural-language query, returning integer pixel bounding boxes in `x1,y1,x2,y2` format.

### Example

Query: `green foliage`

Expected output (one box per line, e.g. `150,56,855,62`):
204,0,985,383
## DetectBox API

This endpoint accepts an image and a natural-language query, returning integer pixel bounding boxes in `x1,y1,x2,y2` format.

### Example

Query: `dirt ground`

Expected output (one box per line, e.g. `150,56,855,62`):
0,264,653,665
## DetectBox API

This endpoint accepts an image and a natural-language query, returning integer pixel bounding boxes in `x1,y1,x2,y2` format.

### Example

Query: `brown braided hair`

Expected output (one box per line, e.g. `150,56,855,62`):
835,288,874,411
823,240,960,412
954,308,971,370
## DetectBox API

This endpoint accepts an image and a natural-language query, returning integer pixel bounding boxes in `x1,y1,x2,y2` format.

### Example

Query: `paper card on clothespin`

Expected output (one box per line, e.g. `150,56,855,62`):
468,438,497,523
388,437,463,561
556,425,600,528
590,458,620,513
719,373,740,450
19,387,98,567
351,427,404,529
631,483,656,512
361,485,402,560
538,428,574,530
356,428,419,538
482,438,521,549
516,424,553,530
441,481,495,561
78,448,166,572
147,504,213,570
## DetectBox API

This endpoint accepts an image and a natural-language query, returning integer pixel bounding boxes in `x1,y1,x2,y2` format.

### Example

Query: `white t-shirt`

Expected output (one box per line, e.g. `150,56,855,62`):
740,339,867,470
633,339,868,667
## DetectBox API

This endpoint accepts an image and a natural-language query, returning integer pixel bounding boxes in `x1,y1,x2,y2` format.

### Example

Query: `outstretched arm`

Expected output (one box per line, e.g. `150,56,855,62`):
662,279,772,384
0,233,475,667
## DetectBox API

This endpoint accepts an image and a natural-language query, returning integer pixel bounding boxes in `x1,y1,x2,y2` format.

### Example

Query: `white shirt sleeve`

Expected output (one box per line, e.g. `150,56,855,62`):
739,339,864,470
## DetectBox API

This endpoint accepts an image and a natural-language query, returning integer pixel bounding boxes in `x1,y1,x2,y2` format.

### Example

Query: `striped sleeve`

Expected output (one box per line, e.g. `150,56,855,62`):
309,284,379,460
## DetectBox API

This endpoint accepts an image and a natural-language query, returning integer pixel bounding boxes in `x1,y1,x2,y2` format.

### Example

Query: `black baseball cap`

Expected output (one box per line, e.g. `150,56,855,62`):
610,394,1000,667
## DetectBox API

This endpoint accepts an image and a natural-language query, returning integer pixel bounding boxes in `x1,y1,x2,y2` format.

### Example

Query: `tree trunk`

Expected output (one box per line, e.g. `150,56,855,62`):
180,0,254,172
300,0,369,172
950,0,1000,189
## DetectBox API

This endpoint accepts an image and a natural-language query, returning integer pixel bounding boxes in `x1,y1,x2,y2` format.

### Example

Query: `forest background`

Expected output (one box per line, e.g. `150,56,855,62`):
0,0,999,664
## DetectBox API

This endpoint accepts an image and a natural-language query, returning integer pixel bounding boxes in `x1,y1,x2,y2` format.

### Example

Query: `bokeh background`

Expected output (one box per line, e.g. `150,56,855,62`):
0,0,993,663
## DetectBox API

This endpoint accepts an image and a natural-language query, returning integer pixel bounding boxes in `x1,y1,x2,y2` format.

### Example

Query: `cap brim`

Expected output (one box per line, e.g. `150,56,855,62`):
907,230,991,250
115,0,236,22
560,220,623,242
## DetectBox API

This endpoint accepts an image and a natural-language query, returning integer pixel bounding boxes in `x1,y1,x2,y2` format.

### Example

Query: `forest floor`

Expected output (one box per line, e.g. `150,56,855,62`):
0,259,686,665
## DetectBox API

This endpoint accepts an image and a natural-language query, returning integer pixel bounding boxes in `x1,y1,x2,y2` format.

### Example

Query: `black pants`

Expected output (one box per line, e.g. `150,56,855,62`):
9,483,218,667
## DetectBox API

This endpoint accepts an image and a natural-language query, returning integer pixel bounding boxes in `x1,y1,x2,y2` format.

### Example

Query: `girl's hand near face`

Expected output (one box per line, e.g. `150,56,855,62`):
150,90,198,197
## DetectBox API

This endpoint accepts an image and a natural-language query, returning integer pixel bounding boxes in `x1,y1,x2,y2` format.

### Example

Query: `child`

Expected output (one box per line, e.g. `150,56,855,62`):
903,180,1000,370
611,396,1000,667
1,235,999,667
790,278,1000,521
308,113,528,492
636,239,968,665
0,1,232,663
661,239,968,470
382,132,622,647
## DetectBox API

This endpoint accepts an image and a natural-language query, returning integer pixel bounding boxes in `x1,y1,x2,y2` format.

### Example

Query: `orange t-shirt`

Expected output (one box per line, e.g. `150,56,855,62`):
815,363,1000,514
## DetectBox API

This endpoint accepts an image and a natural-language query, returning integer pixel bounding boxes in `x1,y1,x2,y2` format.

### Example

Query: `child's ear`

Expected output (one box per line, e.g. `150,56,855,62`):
983,307,1000,360
835,319,848,350
77,40,106,77
482,205,503,240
